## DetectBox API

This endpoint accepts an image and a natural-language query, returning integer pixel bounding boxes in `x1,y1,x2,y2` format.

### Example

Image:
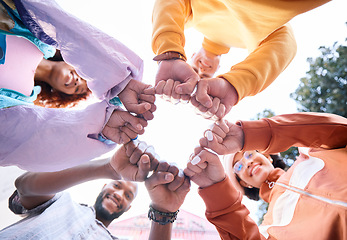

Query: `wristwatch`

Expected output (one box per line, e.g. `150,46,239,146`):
153,51,186,62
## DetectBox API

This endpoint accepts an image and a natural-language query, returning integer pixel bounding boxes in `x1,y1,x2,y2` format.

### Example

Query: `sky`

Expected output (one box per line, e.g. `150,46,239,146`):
1,0,346,229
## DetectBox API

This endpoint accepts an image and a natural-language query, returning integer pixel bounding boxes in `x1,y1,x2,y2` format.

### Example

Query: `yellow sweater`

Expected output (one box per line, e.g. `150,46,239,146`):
152,0,331,103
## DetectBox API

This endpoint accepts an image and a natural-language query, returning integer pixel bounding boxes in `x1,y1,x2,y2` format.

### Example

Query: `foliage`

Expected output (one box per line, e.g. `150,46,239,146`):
290,36,347,118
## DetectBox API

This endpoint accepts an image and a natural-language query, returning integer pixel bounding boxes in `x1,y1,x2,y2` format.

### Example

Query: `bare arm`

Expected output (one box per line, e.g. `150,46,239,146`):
16,140,158,210
15,158,119,210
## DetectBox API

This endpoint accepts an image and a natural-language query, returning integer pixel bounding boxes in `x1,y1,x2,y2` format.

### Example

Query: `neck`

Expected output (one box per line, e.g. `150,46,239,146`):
96,215,112,228
34,58,53,84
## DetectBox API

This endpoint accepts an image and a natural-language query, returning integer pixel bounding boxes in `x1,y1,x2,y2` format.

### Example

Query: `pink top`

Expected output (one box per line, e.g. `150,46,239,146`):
0,35,43,96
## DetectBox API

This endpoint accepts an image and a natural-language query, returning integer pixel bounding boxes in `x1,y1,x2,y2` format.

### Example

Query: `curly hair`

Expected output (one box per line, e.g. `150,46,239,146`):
235,154,289,201
33,50,92,108
33,81,91,108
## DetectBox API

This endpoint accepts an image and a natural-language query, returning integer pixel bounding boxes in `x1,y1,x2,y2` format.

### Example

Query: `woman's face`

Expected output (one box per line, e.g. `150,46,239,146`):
233,151,274,188
48,62,88,95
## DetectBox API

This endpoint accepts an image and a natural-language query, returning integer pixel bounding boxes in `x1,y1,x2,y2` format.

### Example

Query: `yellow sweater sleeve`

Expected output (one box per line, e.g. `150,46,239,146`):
219,24,297,104
152,0,191,60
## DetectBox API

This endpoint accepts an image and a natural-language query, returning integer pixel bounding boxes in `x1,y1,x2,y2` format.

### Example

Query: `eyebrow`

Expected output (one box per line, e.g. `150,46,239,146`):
117,181,135,199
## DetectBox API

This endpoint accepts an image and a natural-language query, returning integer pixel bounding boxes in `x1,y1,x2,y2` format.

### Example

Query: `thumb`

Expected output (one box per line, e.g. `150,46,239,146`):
121,113,144,131
136,155,151,181
145,172,174,190
130,102,152,115
175,78,198,95
195,82,213,108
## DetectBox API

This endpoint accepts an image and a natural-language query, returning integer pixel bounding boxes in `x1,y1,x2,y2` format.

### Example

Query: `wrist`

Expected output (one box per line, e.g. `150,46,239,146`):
106,159,122,180
153,51,186,62
148,205,179,225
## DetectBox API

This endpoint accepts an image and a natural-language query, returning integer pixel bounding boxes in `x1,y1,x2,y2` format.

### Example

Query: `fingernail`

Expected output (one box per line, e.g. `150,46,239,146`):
205,130,213,141
145,103,151,110
176,87,182,94
211,115,219,121
194,108,203,116
171,97,180,105
165,174,173,181
191,156,201,165
189,153,195,161
178,170,184,177
163,94,170,101
180,99,189,104
137,124,143,130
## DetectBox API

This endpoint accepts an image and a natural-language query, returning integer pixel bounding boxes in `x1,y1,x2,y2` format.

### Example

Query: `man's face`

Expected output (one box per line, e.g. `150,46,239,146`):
94,180,138,221
190,48,220,79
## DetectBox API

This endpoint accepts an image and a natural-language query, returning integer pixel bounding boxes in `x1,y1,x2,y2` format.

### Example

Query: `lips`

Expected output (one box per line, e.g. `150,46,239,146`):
64,72,74,87
200,60,211,69
105,194,120,209
250,164,261,177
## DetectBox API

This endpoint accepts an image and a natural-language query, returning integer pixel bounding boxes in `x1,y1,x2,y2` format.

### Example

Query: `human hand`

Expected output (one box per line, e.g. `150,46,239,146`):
118,79,157,121
102,109,148,144
190,77,238,120
199,120,244,155
184,146,226,188
109,140,160,181
145,162,190,212
155,60,199,103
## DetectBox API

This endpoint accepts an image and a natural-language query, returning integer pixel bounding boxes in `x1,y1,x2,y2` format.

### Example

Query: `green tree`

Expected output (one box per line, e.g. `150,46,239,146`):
290,34,347,117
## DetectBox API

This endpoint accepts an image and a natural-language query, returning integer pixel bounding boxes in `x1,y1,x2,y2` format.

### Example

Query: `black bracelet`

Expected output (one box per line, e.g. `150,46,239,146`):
148,205,179,225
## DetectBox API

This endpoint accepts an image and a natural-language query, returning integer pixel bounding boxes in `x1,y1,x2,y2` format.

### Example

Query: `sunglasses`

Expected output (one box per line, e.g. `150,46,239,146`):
233,151,257,174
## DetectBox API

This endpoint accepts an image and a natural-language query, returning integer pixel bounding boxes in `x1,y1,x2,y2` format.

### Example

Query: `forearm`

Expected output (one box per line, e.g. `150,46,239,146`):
16,159,117,196
199,176,263,240
15,158,120,209
220,24,296,104
239,112,347,153
152,0,190,58
148,222,173,240
0,101,116,172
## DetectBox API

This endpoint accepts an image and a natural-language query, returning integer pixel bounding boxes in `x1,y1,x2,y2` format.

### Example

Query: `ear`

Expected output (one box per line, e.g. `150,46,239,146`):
239,180,253,188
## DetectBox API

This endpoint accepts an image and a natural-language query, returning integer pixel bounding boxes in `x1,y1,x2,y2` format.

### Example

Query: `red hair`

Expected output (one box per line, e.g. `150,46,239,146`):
34,80,92,108
34,50,92,108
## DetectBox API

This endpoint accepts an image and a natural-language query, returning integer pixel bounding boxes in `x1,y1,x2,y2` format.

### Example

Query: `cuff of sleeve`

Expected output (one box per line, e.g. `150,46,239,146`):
98,133,115,145
152,32,187,60
202,38,230,56
198,176,241,213
237,119,272,151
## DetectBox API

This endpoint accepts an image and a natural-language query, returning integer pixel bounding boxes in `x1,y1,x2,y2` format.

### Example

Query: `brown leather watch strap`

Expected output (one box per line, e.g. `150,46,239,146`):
153,51,186,61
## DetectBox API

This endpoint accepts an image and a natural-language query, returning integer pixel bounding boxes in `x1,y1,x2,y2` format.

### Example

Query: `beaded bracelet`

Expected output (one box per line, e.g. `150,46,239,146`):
148,205,179,225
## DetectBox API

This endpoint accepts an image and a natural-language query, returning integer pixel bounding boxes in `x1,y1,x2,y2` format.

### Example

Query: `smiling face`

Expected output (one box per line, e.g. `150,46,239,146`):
94,180,138,221
48,61,88,95
190,48,220,79
232,151,274,188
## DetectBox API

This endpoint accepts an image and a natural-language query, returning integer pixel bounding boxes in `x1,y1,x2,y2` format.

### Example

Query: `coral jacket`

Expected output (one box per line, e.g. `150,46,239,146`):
199,112,347,239
152,0,330,103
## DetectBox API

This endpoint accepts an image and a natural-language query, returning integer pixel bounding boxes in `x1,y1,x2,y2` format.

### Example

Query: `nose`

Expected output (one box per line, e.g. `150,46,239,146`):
244,158,253,169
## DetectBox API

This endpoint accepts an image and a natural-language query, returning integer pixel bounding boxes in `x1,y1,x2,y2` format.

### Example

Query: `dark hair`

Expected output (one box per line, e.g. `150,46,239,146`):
34,50,92,108
236,154,288,201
